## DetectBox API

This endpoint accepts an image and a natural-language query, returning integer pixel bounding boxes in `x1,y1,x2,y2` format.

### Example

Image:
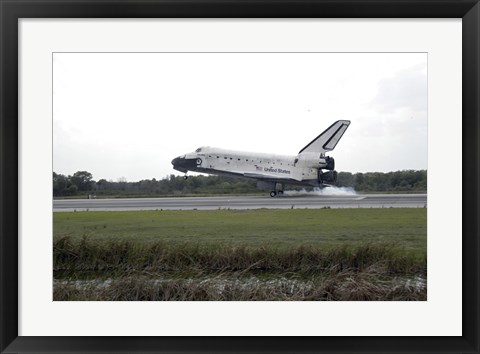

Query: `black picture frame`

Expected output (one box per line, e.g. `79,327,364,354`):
1,1,478,353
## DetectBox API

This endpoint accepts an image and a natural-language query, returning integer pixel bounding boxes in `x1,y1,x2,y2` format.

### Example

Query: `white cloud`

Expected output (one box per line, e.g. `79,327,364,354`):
371,63,427,113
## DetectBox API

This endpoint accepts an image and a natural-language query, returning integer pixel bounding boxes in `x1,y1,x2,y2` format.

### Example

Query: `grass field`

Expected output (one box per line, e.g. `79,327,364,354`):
53,208,426,250
53,208,427,301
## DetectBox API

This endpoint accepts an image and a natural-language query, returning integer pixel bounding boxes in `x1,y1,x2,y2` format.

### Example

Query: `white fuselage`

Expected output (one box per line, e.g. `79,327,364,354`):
176,146,330,187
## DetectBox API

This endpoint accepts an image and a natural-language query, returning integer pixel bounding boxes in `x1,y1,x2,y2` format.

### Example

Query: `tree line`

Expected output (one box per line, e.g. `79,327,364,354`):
53,170,427,197
336,170,427,192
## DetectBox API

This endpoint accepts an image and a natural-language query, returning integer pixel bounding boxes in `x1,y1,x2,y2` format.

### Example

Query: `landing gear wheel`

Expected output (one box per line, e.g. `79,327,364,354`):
270,191,277,197
183,175,188,180
278,190,284,195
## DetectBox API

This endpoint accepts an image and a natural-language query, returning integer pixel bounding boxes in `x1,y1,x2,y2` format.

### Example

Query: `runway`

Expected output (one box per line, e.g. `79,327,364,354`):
53,193,427,212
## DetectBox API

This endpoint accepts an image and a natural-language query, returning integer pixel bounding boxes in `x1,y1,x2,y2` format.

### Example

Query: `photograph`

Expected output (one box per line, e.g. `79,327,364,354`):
52,52,428,301
1,0,478,351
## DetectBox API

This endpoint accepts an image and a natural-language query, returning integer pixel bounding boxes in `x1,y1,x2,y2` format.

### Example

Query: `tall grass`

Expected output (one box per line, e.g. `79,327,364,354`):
54,236,426,278
53,272,426,301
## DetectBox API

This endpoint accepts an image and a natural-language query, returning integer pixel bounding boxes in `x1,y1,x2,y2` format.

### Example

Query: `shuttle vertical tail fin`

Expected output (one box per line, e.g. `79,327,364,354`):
299,120,350,154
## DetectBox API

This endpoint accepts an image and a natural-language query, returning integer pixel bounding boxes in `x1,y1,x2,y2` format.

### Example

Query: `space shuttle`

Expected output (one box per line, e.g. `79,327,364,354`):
172,120,350,197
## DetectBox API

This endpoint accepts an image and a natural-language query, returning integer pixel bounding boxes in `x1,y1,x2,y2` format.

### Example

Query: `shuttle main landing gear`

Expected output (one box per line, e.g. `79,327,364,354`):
183,174,188,180
269,184,285,197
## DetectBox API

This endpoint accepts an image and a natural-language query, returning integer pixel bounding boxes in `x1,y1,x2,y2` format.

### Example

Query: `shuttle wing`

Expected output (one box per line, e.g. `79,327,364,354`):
243,172,302,182
299,120,350,154
244,172,281,179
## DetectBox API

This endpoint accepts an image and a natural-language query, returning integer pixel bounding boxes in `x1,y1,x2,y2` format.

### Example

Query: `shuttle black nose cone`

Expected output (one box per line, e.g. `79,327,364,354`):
172,156,188,173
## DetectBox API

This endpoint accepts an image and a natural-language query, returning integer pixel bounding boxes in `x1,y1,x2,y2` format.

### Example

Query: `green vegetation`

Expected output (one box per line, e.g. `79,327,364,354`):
53,209,427,301
53,170,427,198
337,170,427,192
54,237,425,278
53,209,426,252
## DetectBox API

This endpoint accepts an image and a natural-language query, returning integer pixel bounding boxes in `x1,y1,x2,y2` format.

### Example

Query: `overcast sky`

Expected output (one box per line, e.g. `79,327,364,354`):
53,52,427,182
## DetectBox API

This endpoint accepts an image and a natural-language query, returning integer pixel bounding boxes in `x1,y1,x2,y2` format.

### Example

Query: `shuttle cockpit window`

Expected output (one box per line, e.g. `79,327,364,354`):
195,148,202,153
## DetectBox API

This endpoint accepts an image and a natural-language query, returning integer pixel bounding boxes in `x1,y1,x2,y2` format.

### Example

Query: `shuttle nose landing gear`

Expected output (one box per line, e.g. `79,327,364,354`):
270,191,277,197
183,174,188,180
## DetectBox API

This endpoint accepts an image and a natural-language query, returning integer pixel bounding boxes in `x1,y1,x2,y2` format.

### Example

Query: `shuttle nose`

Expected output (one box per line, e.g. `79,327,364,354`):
172,155,188,173
171,157,180,166
172,154,200,173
